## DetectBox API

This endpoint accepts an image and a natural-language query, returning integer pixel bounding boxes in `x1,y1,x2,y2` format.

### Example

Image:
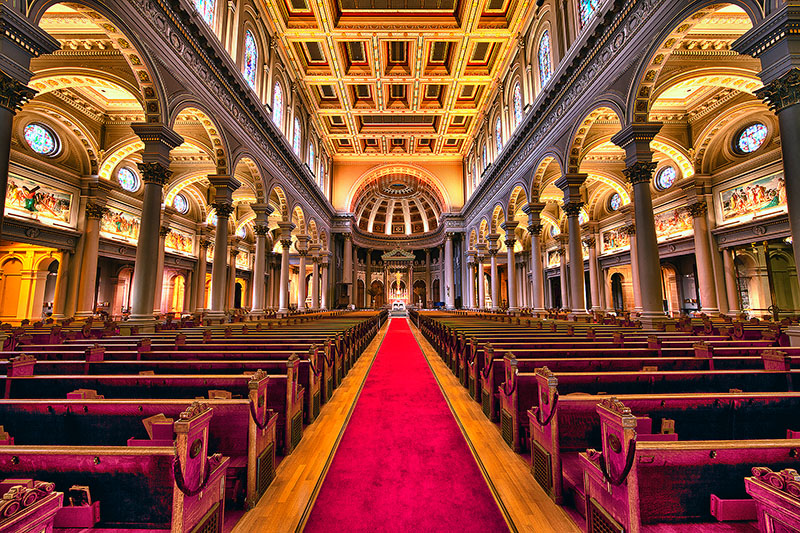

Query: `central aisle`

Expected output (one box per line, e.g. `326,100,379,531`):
304,318,509,532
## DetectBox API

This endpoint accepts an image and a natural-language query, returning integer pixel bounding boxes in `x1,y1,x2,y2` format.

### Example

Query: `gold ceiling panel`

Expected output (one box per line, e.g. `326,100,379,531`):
258,0,535,157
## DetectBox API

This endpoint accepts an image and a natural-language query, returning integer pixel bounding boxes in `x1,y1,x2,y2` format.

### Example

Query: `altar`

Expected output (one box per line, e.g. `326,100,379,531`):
381,247,416,309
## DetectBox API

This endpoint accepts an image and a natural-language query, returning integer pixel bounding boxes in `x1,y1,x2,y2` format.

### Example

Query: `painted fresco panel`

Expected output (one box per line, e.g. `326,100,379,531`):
100,207,140,242
5,175,72,225
720,173,786,221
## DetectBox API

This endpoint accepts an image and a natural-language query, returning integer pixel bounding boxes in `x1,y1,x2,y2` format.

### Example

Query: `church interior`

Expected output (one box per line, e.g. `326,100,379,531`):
1,0,800,531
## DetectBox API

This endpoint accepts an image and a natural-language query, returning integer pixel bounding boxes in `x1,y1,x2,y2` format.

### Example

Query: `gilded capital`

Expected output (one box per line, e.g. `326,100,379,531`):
137,161,172,186
583,236,596,248
0,72,36,113
199,239,211,249
687,201,708,218
213,202,235,219
527,223,543,236
504,238,516,248
562,202,584,217
622,161,657,186
84,202,109,220
159,225,172,237
756,68,800,114
254,224,270,236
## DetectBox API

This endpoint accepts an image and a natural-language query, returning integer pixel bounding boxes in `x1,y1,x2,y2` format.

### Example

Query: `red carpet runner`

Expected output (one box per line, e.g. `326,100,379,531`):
305,318,509,532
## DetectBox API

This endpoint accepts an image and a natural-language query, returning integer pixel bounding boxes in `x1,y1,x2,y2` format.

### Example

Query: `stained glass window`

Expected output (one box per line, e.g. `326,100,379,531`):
243,31,258,89
578,209,588,225
538,30,552,86
482,144,487,169
237,225,247,239
173,193,189,214
208,211,218,227
293,117,301,155
308,143,315,174
272,82,283,127
193,0,215,26
737,123,768,154
656,166,677,191
579,0,600,27
117,166,140,192
24,123,59,157
550,225,559,238
513,83,523,127
609,193,621,211
495,116,503,153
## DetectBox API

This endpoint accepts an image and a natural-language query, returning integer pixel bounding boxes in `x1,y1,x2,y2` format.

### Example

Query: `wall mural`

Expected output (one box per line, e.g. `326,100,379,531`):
602,226,630,254
5,175,72,225
547,250,560,268
654,206,693,241
720,173,786,222
165,228,194,255
100,206,140,242
235,250,250,270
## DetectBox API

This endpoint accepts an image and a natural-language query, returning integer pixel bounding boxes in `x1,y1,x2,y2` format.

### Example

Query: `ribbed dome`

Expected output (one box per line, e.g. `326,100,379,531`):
352,172,444,236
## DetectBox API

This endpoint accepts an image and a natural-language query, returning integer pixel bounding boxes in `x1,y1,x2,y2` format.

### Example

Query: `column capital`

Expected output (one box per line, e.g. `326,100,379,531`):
212,201,235,218
622,161,658,186
277,221,296,241
621,223,636,236
611,122,663,165
253,224,270,236
562,201,584,218
249,202,275,224
84,202,109,220
522,201,547,219
198,238,212,249
527,222,543,236
756,68,800,113
687,201,708,218
159,225,172,238
445,231,457,240
504,237,516,249
582,236,597,248
229,248,240,258
0,72,35,113
137,161,172,186
130,123,183,168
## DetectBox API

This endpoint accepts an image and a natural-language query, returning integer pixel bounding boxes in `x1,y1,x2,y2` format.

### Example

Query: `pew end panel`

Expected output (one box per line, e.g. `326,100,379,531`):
746,467,800,533
246,370,278,509
0,482,62,533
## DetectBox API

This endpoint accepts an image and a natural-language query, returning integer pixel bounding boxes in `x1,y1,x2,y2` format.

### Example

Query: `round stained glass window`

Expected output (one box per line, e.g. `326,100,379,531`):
117,166,140,192
737,123,768,154
24,123,59,157
609,193,621,211
173,193,189,214
656,166,677,191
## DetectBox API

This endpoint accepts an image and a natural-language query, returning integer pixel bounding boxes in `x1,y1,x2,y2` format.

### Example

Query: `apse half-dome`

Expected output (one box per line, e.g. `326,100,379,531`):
351,171,445,237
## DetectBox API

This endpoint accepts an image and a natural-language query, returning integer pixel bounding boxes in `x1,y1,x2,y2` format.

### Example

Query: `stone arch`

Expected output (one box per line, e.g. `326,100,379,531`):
694,101,773,173
291,205,306,234
18,103,98,175
231,153,267,202
345,163,452,212
507,184,528,221
530,153,564,200
479,218,489,242
169,102,230,174
268,186,289,220
490,204,506,234
29,0,166,123
627,0,762,123
307,219,319,243
566,105,623,174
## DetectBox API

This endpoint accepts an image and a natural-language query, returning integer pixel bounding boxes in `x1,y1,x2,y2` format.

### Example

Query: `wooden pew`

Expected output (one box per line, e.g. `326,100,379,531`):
0,402,230,531
745,467,800,533
0,480,62,533
580,397,800,532
0,371,276,509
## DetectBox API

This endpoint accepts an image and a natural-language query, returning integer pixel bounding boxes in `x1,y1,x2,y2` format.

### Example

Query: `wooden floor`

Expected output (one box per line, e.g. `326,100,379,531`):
233,317,580,532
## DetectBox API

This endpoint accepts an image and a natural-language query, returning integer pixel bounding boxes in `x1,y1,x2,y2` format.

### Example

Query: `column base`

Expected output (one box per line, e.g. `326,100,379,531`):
122,316,159,334
205,311,227,323
638,313,674,330
696,308,721,317
787,326,800,347
568,310,591,321
74,311,94,319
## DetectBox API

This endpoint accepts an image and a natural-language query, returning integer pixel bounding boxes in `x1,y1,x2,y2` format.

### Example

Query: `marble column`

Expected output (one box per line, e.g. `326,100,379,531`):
558,246,569,310
352,245,358,308
477,250,486,310
195,238,210,312
153,225,170,315
556,174,589,316
503,233,517,312
128,123,184,327
75,201,108,317
206,176,241,320
488,234,500,311
51,250,71,319
310,246,320,310
227,244,239,310
365,249,372,308
688,201,720,315
343,235,353,305
320,253,329,310
623,222,642,314
723,249,740,316
444,233,455,310
439,245,445,303
296,235,309,311
250,204,272,315
266,257,276,309
524,202,547,313
278,221,295,314
0,19,59,230
585,234,601,312
612,124,665,325
425,249,432,307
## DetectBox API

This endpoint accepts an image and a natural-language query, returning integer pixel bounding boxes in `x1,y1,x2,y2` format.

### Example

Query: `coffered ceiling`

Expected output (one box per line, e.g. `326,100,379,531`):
259,0,535,158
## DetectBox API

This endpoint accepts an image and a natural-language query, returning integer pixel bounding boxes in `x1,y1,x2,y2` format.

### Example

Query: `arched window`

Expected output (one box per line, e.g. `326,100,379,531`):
293,117,302,154
495,116,503,153
319,160,325,189
579,0,600,27
193,0,215,26
538,30,553,86
482,144,487,170
308,143,315,174
513,82,523,127
243,31,258,89
272,82,283,126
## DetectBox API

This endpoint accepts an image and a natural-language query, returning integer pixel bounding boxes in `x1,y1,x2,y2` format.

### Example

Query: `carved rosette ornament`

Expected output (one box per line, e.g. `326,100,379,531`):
562,202,584,217
622,161,658,185
159,225,172,238
687,201,708,218
254,224,270,236
756,68,800,114
84,202,109,220
136,161,172,186
213,202,235,218
0,72,36,113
